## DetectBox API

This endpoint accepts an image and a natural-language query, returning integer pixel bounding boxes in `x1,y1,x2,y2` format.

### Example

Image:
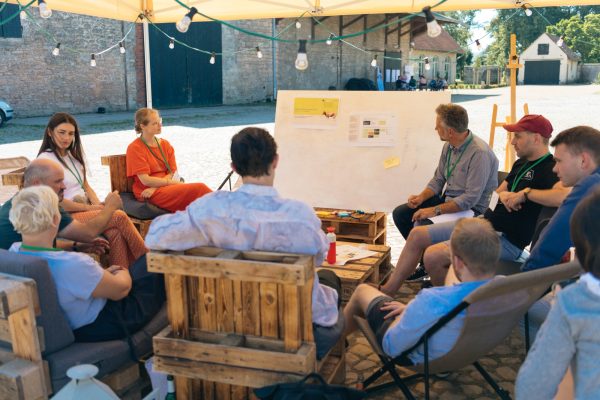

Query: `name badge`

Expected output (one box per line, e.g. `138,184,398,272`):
489,191,499,211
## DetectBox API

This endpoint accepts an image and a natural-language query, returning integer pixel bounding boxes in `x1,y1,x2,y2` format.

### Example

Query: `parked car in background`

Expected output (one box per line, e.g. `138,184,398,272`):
0,100,14,127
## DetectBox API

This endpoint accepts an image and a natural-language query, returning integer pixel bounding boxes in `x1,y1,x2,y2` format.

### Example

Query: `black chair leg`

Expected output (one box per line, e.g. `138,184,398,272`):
524,312,531,353
473,361,512,400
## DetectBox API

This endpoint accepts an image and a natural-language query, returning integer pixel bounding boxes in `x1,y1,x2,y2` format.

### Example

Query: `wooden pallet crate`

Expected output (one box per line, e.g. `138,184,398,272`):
148,247,345,400
315,207,386,245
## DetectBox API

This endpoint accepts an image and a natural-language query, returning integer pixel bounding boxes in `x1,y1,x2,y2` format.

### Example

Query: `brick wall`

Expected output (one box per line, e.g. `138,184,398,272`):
221,19,274,104
0,11,138,117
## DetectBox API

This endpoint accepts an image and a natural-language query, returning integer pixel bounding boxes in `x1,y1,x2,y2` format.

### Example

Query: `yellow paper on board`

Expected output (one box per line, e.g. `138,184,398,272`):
384,157,400,169
294,98,339,117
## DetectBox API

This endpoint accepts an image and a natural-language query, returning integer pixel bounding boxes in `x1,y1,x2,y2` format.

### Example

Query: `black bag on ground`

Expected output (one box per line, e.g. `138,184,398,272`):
253,373,365,400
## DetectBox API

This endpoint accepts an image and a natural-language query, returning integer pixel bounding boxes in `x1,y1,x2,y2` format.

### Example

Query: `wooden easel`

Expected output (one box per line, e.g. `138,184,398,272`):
488,33,529,172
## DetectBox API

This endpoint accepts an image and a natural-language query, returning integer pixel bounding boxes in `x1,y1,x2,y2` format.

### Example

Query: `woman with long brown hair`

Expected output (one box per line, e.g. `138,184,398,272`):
126,108,212,212
37,112,147,268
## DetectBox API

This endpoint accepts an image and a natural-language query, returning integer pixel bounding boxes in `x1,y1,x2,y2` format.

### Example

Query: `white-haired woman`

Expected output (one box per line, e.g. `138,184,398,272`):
8,186,164,341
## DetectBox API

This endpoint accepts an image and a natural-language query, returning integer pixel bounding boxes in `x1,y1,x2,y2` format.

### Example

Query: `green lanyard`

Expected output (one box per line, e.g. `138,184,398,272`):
140,137,172,174
510,153,552,192
62,154,84,189
20,244,63,252
445,135,474,180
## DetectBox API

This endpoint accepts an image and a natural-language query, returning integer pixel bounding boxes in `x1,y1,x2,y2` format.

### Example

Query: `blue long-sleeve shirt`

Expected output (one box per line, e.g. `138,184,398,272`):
522,167,600,271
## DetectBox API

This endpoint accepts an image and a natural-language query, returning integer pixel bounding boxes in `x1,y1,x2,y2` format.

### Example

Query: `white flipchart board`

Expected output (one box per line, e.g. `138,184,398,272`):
274,90,451,213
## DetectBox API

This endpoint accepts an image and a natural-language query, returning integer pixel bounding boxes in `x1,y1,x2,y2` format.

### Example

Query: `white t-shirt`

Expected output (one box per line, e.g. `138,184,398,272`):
37,151,86,201
10,243,106,330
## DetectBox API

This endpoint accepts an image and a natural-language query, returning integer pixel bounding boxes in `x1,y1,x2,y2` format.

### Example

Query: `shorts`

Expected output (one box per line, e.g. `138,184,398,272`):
366,295,395,347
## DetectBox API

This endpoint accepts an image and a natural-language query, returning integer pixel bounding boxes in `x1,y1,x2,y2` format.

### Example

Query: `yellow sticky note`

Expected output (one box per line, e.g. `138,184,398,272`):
384,157,400,169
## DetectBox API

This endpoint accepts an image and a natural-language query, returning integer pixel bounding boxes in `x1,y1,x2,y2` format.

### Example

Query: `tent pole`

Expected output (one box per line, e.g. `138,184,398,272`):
143,19,153,108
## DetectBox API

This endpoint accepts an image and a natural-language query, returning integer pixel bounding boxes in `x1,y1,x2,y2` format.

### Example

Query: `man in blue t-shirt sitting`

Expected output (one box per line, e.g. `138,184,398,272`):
342,218,499,363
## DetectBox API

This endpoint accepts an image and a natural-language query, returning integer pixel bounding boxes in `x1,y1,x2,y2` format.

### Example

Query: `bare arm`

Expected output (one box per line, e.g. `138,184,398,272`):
502,181,570,212
60,198,102,213
84,181,102,205
91,266,132,301
520,181,571,207
137,173,180,188
58,191,122,241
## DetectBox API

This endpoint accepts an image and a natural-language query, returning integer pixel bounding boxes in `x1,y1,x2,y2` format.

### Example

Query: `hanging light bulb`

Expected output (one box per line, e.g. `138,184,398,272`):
119,41,126,54
52,43,60,56
371,55,378,68
209,52,216,64
295,40,308,71
169,38,175,49
326,34,334,46
295,20,301,29
20,10,27,19
556,36,564,47
256,46,263,58
176,7,198,33
38,0,52,19
410,41,415,49
422,6,442,38
424,57,431,71
90,54,96,67
475,39,482,51
521,4,533,17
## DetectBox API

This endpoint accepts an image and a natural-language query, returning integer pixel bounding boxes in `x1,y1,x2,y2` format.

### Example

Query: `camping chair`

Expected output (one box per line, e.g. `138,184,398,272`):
354,261,582,400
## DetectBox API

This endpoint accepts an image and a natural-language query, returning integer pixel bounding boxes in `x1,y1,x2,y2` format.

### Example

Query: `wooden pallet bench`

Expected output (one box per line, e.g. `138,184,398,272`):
315,207,387,245
148,247,345,400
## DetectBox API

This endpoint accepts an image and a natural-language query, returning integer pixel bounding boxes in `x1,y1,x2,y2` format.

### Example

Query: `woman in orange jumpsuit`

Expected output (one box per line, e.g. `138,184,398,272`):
126,108,212,212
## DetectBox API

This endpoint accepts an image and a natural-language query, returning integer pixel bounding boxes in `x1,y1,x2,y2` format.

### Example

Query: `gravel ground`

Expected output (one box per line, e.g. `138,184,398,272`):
1,84,598,398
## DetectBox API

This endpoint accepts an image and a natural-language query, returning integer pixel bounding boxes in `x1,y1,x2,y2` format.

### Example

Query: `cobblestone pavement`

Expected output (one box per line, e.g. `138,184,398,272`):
344,282,525,399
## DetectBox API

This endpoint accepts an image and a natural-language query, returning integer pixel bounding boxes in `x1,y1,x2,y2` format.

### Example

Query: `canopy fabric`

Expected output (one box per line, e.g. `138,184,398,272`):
10,0,600,23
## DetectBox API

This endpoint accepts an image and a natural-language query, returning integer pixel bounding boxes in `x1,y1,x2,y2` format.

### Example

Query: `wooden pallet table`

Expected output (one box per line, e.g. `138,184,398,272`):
318,242,391,303
315,207,387,245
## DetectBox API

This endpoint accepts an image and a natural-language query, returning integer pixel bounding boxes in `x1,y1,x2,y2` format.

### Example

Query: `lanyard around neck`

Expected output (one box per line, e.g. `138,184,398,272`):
510,153,552,192
445,134,474,180
140,136,172,174
21,244,63,252
62,154,84,189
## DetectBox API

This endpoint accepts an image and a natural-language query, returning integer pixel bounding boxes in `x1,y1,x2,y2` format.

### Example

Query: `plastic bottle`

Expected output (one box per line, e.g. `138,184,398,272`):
326,227,336,264
165,375,176,400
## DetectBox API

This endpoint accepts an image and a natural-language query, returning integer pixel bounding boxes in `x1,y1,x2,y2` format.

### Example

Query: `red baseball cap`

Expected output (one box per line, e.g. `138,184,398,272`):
503,114,553,138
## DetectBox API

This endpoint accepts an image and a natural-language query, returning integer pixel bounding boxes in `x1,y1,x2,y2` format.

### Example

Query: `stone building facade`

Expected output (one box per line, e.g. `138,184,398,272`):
0,9,138,117
1,7,461,118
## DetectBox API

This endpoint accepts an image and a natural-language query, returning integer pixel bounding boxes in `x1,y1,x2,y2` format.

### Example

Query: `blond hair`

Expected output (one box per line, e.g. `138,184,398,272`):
450,218,500,276
9,186,60,235
134,108,159,134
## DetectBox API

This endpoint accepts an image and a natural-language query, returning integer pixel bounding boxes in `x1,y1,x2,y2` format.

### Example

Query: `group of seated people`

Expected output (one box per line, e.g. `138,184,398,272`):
396,74,448,91
1,103,599,398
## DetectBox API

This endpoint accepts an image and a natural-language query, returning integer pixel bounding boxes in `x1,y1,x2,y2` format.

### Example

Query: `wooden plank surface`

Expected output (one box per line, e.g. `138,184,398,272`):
283,286,301,352
153,333,315,374
154,356,306,389
148,252,311,286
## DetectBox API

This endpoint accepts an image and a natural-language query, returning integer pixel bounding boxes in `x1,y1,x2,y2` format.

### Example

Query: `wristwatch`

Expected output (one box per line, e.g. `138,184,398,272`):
434,205,442,216
523,187,532,201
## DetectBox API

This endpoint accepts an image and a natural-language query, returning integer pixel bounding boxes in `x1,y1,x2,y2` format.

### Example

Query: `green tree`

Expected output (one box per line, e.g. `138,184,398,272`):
548,14,600,62
484,6,600,66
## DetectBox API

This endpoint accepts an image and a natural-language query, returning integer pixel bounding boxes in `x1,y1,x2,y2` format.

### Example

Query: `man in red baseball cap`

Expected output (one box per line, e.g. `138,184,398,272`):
383,114,571,295
503,114,554,139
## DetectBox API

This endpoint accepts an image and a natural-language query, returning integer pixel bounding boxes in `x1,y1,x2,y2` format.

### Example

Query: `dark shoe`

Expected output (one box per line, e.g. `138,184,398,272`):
421,278,433,290
406,265,428,282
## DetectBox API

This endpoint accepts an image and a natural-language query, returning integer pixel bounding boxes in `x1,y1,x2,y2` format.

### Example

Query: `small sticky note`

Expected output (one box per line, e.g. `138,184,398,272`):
384,157,400,169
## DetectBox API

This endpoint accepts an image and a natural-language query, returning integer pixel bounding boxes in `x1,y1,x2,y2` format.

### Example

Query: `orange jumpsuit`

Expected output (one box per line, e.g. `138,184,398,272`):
126,138,211,212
